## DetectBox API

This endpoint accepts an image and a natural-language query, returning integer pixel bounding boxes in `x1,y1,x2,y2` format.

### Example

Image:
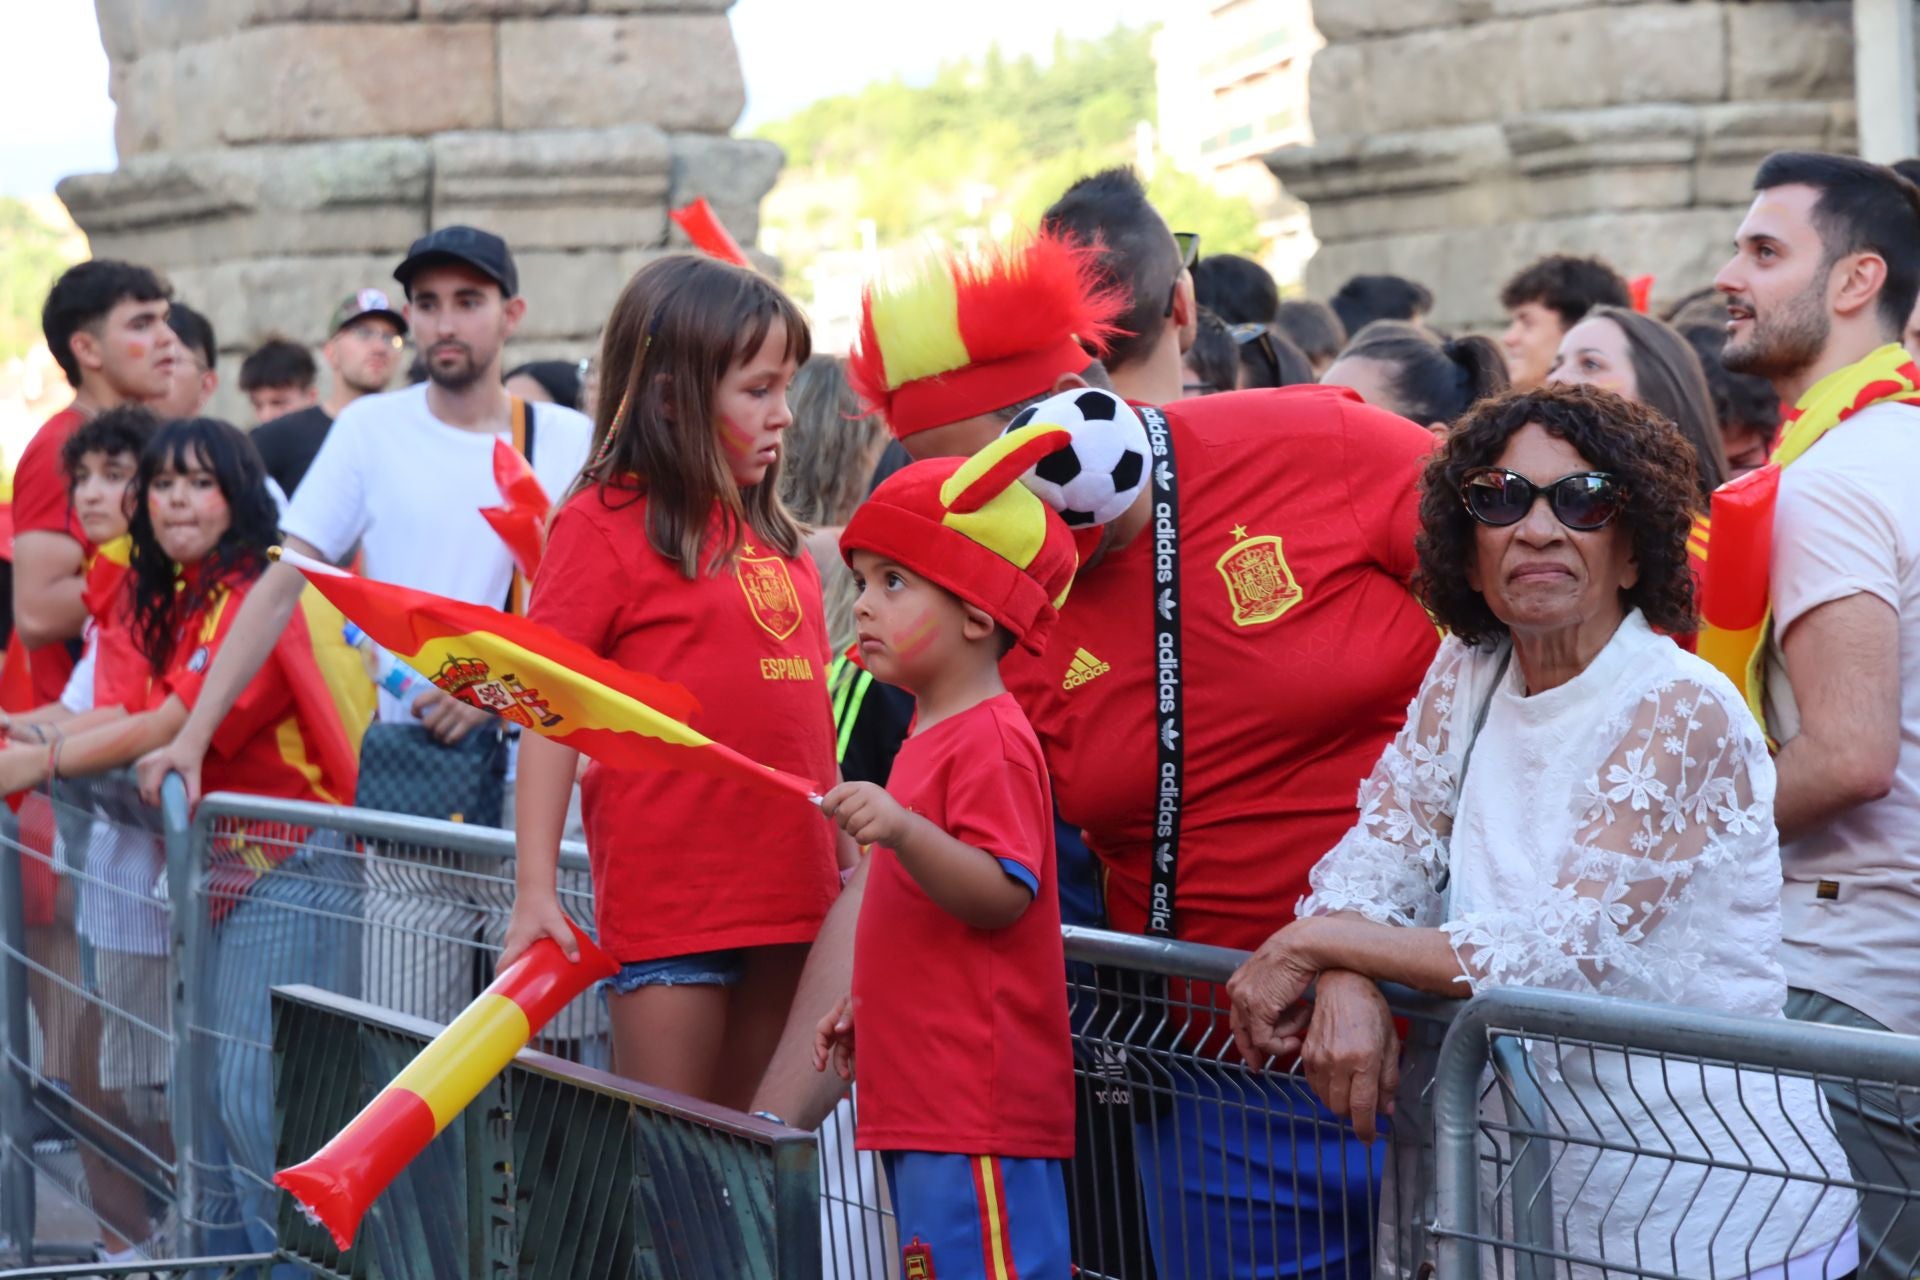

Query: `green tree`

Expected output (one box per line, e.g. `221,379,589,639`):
758,23,1241,277
0,200,79,364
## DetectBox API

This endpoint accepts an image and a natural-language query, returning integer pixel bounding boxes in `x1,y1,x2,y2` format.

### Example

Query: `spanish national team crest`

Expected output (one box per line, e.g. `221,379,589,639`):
1216,525,1303,627
737,548,803,641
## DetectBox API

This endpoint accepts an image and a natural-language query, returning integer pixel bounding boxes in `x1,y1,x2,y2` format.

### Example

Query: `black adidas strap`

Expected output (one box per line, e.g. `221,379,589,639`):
1139,405,1182,938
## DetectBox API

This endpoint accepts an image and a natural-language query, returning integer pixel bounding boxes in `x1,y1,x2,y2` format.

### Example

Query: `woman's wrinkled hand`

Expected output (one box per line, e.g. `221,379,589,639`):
1300,970,1401,1143
1226,922,1322,1068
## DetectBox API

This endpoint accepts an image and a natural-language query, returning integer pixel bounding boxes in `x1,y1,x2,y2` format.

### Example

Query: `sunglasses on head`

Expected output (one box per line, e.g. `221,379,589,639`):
1165,232,1201,318
1460,467,1627,531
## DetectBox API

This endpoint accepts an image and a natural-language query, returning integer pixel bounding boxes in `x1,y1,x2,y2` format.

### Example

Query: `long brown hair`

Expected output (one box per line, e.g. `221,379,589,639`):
1585,305,1728,502
577,255,812,578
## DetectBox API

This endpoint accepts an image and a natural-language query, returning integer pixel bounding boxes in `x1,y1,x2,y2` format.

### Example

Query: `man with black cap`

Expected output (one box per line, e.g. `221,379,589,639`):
141,225,593,783
252,288,409,497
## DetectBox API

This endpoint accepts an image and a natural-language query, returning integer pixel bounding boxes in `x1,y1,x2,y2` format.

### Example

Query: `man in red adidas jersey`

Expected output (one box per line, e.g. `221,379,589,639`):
757,227,1437,1278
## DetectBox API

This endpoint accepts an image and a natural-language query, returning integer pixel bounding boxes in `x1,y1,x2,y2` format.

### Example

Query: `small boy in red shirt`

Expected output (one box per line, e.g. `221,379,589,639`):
815,425,1080,1280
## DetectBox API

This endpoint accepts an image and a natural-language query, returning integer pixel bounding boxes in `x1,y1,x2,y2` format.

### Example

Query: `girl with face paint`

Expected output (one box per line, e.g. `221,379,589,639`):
500,255,848,1109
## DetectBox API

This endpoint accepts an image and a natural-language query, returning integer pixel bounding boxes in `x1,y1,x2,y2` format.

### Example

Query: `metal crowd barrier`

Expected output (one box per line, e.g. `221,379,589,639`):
271,982,822,1279
0,773,193,1269
1432,985,1920,1279
0,781,598,1271
10,774,1920,1278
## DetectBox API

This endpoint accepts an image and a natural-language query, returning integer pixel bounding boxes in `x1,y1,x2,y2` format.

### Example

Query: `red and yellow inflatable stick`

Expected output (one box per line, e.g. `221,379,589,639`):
276,918,616,1250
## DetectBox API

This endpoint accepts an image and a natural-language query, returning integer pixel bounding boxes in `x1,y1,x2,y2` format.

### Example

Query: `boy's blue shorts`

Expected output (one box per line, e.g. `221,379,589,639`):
880,1150,1070,1279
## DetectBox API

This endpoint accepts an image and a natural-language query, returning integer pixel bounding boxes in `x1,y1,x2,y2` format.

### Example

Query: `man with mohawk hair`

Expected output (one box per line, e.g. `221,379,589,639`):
758,226,1440,1277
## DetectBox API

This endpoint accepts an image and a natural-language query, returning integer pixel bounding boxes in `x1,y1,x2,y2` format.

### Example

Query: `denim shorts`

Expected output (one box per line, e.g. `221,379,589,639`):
607,948,746,992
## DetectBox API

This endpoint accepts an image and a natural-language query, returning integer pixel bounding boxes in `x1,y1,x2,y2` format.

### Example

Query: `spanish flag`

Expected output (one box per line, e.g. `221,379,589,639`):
276,548,819,804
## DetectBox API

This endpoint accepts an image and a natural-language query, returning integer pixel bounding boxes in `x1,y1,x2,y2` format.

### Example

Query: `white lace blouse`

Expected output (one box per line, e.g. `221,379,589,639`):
1302,611,1855,1276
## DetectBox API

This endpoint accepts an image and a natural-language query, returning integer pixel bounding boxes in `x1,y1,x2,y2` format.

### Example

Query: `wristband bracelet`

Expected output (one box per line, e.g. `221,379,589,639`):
46,739,61,783
24,724,45,745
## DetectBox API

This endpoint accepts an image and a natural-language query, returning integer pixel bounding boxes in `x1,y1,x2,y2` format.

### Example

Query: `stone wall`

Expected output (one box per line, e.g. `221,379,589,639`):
1273,0,1864,333
60,0,781,419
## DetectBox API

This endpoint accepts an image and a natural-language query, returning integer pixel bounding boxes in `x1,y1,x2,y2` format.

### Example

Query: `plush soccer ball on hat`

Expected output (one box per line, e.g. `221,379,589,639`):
1001,388,1150,528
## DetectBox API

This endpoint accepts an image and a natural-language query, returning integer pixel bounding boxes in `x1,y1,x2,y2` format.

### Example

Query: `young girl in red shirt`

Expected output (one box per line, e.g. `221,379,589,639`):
501,255,845,1107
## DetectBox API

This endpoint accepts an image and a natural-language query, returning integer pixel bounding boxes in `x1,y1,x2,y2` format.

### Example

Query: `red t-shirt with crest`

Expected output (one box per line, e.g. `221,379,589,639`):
529,486,840,963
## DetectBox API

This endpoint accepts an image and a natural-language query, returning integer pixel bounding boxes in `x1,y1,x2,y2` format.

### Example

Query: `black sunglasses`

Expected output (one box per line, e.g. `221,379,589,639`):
1165,232,1201,318
1460,468,1627,532
1229,322,1280,382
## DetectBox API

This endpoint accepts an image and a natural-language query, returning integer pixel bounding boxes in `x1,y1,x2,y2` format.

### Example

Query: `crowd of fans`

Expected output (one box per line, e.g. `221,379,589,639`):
10,144,1920,1276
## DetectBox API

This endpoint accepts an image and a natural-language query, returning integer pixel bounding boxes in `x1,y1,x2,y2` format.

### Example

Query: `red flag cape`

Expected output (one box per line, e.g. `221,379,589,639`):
278,549,818,804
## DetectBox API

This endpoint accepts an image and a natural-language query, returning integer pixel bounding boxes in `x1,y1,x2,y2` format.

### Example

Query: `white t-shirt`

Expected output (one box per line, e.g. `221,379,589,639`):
282,382,593,723
59,628,97,715
1766,399,1920,1034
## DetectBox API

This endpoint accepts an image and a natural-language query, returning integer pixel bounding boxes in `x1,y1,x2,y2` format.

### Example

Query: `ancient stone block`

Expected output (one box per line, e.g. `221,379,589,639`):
587,0,736,11
1727,1,1854,101
1692,101,1842,202
94,0,144,63
507,249,673,341
1361,23,1528,134
497,15,745,134
212,22,499,144
1312,0,1493,41
110,55,178,158
1303,44,1370,139
1519,4,1728,112
59,140,432,267
667,135,783,247
245,0,419,19
418,0,583,16
165,252,400,352
433,126,672,250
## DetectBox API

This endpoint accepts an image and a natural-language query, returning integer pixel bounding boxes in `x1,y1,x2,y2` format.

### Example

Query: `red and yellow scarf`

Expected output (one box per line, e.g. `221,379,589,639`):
1697,343,1920,739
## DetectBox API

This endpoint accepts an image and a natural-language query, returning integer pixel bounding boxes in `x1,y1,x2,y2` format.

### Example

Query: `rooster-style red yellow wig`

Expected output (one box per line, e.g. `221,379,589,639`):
849,230,1127,438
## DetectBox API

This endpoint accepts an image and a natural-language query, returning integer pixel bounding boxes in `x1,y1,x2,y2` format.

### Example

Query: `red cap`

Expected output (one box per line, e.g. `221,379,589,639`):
840,425,1079,652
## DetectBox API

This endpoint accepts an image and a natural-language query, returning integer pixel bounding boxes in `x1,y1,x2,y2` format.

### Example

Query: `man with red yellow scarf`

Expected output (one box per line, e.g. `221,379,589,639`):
1708,149,1920,1276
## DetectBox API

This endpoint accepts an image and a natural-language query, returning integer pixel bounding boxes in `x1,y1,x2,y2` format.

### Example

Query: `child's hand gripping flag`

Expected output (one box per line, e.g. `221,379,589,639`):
275,548,820,804
478,436,551,580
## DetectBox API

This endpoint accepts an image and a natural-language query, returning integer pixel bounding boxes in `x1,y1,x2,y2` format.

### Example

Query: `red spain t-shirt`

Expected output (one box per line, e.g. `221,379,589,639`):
528,486,840,964
84,546,146,713
1003,386,1440,954
852,693,1074,1158
150,570,345,805
12,406,89,707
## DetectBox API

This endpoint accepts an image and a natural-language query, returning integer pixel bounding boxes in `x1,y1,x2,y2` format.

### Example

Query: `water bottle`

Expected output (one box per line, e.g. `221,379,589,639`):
344,622,427,704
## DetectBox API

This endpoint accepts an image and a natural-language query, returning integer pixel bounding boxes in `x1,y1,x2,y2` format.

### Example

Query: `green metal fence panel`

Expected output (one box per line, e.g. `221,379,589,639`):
269,983,821,1280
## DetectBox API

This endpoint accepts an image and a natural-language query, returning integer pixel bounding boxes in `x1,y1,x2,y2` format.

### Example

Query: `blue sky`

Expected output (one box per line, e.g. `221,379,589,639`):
0,1,1171,198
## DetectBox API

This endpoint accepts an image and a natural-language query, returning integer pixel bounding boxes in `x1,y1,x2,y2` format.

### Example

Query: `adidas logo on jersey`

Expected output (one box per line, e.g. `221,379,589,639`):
1062,647,1111,690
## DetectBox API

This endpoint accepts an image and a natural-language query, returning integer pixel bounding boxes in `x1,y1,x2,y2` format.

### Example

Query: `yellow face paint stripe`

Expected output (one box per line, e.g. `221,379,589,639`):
976,1155,1013,1280
390,993,532,1131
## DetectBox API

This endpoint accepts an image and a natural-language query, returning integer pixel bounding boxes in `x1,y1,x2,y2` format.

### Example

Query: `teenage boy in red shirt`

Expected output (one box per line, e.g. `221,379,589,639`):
14,260,176,708
814,426,1081,1280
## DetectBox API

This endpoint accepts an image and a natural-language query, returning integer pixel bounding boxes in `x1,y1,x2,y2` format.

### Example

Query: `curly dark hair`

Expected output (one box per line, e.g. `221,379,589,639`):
128,418,281,675
1416,384,1700,645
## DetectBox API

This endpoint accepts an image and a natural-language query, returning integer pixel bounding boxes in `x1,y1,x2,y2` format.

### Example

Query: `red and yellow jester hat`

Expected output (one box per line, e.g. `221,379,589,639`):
848,230,1127,438
840,424,1080,653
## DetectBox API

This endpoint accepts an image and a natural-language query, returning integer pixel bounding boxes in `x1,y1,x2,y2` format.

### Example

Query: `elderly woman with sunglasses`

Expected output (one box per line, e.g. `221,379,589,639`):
1228,385,1856,1277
